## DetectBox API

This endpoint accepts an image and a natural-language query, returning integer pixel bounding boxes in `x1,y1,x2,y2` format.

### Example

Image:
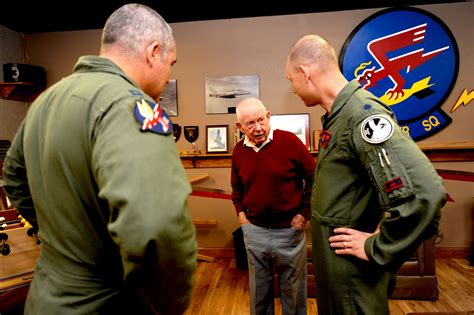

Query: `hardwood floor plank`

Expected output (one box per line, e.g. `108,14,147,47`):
184,258,474,314
224,267,248,314
4,257,471,314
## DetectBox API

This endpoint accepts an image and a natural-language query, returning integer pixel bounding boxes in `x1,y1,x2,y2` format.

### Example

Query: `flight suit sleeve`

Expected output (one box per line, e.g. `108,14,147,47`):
353,113,446,272
2,120,38,228
91,99,197,314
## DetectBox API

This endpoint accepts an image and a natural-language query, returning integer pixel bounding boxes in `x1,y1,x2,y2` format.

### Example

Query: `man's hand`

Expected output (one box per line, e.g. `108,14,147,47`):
291,214,307,230
328,227,379,261
238,211,249,225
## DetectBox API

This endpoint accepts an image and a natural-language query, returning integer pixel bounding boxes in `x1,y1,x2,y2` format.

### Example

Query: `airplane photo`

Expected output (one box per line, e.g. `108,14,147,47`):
208,88,251,98
205,75,259,114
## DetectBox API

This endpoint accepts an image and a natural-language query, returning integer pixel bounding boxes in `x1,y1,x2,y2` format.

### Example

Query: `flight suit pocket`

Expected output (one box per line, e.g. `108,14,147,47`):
365,147,414,208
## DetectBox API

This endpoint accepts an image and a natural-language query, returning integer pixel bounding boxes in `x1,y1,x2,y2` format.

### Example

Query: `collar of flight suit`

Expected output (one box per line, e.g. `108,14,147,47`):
322,79,361,127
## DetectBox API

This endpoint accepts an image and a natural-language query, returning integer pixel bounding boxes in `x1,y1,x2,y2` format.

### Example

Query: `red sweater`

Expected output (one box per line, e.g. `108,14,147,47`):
231,129,315,228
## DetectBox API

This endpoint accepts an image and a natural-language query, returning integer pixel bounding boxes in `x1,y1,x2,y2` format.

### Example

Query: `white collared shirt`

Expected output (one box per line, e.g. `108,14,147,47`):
243,127,275,152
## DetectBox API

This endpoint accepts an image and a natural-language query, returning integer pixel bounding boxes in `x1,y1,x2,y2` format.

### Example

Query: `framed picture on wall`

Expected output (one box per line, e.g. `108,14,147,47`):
313,130,322,151
205,75,259,114
159,79,178,116
206,125,229,153
233,127,245,146
270,113,310,150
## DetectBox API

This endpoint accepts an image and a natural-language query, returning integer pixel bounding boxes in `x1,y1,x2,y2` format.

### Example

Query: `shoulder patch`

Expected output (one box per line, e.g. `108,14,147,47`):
360,114,394,144
134,99,172,135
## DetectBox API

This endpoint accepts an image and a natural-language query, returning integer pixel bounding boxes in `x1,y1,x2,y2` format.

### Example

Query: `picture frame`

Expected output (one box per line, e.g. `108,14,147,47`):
270,113,310,150
206,125,229,153
159,79,178,116
313,130,322,151
205,75,259,114
233,126,245,146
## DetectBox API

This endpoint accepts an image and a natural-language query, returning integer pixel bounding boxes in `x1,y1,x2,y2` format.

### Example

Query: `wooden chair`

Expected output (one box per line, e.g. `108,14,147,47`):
390,236,438,300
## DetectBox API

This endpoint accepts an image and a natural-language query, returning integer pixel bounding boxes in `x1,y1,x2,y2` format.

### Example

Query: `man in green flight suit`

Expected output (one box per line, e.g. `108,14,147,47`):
285,35,446,314
2,4,197,314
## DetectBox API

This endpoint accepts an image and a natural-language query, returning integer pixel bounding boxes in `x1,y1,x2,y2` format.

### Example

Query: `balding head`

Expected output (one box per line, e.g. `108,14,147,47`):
285,34,348,110
287,35,339,74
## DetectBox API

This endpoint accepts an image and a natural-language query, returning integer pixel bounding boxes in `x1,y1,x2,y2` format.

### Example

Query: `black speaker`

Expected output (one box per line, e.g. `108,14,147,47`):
3,63,46,87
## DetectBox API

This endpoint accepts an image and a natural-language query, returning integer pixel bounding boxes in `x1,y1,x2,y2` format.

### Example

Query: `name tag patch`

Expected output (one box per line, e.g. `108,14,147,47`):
384,177,404,193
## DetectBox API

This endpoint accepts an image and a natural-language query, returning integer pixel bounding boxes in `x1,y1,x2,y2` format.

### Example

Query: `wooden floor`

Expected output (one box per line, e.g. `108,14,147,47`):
185,258,474,315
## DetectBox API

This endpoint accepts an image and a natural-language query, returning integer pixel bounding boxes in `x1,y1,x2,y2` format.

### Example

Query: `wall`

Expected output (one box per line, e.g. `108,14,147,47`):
0,26,28,140
1,3,473,252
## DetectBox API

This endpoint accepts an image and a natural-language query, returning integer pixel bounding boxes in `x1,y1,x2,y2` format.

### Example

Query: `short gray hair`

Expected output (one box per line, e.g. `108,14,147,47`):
101,3,174,61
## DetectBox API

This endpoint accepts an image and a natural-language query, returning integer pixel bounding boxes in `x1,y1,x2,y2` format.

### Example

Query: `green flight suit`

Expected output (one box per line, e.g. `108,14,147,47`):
2,56,197,314
311,80,446,314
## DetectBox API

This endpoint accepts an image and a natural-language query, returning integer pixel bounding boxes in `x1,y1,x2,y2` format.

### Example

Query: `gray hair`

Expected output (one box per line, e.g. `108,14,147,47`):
101,3,174,61
287,35,338,73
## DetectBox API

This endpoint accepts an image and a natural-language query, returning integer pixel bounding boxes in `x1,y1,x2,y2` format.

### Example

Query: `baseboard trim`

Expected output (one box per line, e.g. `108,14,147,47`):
435,247,471,259
198,248,235,259
198,246,472,260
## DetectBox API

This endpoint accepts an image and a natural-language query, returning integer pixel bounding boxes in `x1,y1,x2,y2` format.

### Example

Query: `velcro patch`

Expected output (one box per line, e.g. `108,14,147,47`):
320,130,332,148
384,177,404,193
134,99,172,135
361,115,394,144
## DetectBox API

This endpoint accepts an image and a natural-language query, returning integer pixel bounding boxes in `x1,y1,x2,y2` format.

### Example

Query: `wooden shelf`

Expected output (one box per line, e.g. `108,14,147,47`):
180,142,474,169
418,141,474,162
0,82,44,102
180,153,232,169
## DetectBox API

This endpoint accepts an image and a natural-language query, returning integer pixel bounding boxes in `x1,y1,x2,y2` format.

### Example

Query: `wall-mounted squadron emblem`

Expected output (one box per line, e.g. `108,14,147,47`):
173,123,182,142
340,8,459,141
184,126,199,144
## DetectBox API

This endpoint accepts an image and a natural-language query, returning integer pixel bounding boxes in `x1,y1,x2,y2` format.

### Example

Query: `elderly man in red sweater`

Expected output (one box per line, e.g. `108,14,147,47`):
231,97,316,314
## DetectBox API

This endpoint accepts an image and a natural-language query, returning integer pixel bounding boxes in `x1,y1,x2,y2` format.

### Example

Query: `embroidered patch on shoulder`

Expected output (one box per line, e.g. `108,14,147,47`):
361,114,394,144
134,99,172,135
384,177,404,193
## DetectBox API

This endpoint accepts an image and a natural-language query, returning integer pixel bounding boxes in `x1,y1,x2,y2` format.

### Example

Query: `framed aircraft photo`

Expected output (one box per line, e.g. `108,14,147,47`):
233,127,245,147
205,75,259,114
270,113,310,150
206,125,229,153
159,79,178,116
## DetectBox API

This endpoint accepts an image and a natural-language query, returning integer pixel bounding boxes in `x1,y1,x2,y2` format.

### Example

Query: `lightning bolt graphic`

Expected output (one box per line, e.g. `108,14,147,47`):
451,89,474,113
